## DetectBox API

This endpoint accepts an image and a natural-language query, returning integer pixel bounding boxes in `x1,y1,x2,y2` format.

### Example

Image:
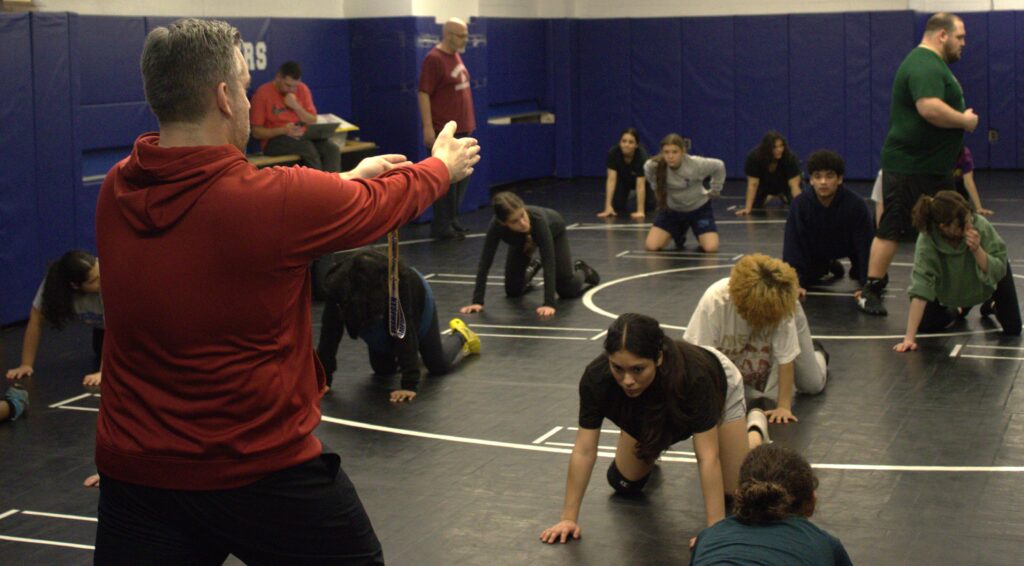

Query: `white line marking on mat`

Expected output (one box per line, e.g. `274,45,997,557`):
950,344,963,357
422,273,435,279
469,323,601,332
48,393,92,409
319,417,1024,473
56,406,99,413
473,333,588,341
543,441,695,457
0,509,19,521
963,344,1024,351
959,354,1024,361
0,534,94,550
532,426,563,445
435,273,501,279
616,250,629,258
21,510,97,523
590,330,608,341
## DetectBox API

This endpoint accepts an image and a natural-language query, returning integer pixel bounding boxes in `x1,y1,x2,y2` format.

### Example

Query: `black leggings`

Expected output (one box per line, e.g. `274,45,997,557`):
919,264,1022,336
317,304,464,387
503,235,586,299
93,328,105,370
367,313,464,377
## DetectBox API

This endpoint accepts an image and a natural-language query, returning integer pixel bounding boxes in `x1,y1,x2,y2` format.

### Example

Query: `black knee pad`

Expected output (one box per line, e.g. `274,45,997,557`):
606,461,650,496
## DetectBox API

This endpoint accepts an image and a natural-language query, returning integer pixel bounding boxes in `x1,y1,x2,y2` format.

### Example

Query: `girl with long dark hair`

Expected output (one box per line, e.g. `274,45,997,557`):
540,313,749,544
460,192,600,319
736,131,802,215
5,250,104,387
598,127,650,220
690,445,852,565
894,190,1021,352
317,249,480,402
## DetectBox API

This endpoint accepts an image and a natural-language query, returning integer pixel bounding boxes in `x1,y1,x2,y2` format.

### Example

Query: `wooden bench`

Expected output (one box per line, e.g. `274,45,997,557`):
247,140,379,169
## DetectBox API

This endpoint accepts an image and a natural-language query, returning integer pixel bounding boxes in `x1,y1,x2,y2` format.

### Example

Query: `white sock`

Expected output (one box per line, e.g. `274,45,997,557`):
814,351,827,376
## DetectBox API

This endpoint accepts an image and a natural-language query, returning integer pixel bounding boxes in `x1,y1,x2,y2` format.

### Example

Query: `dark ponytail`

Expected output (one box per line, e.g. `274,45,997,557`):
911,190,970,234
602,313,725,462
734,445,818,524
653,133,687,211
492,191,526,223
40,251,97,330
323,250,407,339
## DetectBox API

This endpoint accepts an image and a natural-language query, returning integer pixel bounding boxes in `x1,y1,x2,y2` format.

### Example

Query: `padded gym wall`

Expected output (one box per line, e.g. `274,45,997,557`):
787,13,846,172
987,12,1016,169
0,14,41,324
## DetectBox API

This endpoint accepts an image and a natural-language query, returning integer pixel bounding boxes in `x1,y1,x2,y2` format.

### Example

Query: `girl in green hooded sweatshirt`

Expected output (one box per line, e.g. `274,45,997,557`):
894,190,1021,352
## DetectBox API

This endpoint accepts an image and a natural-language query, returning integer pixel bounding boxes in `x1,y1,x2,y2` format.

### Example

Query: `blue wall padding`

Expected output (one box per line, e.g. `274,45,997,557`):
488,19,546,107
1018,13,1024,168
681,17,735,175
987,12,1016,169
79,103,156,151
734,16,790,172
0,14,42,324
788,14,845,172
843,13,873,180
869,11,915,173
630,18,681,162
577,19,631,176
78,17,147,106
548,19,579,178
267,19,352,119
488,124,555,186
957,12,989,168
31,12,80,260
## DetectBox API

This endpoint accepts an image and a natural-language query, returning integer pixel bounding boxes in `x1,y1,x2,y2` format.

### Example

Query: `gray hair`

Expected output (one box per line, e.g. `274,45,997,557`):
141,18,242,124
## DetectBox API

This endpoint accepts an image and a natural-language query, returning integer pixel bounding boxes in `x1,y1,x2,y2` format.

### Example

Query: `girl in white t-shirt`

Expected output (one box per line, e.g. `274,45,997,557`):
684,254,828,448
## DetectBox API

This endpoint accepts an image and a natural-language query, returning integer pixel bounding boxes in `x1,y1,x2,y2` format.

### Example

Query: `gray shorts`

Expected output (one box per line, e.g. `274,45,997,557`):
700,345,747,424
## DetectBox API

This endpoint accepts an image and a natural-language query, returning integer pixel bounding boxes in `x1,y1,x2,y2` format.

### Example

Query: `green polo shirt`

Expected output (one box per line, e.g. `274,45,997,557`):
880,47,965,175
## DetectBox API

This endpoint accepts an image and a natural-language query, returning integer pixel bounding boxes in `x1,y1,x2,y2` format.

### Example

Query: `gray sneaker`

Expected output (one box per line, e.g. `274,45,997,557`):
4,386,29,421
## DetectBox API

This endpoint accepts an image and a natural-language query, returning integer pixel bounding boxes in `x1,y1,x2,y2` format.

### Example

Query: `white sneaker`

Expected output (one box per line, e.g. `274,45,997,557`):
747,409,771,444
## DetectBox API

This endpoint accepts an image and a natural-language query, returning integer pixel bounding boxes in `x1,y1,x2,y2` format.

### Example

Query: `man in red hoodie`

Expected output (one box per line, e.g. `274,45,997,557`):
93,18,479,565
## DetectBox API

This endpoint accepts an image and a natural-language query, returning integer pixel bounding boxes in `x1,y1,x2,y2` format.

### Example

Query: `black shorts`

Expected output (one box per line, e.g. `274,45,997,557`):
877,171,955,241
94,451,384,565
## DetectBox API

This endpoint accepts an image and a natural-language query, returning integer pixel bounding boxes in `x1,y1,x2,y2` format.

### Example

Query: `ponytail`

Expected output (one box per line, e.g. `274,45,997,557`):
911,190,970,234
733,445,818,524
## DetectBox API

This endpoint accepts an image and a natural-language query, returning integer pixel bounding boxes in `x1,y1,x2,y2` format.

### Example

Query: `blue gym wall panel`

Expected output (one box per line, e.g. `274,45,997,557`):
577,19,631,177
0,13,42,324
957,12,989,169
487,19,546,107
869,11,915,174
350,18,421,167
843,13,873,180
488,124,555,185
733,16,790,175
267,19,352,119
548,19,579,178
31,12,79,261
78,16,146,106
1018,13,1024,169
787,14,845,168
630,18,682,161
459,17,489,212
681,17,735,175
987,12,1015,169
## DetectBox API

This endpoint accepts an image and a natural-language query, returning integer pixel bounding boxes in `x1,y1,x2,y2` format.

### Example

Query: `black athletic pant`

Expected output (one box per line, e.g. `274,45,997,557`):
367,312,464,376
92,328,105,370
752,183,794,208
317,303,463,386
94,452,383,565
919,264,1022,336
264,136,341,172
503,236,585,299
610,180,653,215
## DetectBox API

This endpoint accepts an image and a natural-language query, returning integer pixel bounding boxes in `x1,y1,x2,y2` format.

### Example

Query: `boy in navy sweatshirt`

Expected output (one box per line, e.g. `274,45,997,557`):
783,151,875,291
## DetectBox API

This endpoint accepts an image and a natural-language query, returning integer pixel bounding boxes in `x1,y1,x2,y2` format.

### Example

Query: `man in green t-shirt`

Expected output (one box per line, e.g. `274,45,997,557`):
857,12,979,316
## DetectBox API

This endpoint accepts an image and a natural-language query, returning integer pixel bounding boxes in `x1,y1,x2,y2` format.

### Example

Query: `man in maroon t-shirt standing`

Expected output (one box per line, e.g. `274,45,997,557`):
419,17,476,240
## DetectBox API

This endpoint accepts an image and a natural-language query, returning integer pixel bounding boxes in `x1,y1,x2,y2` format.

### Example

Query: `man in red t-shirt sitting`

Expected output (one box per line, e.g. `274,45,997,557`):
250,61,341,171
419,17,476,240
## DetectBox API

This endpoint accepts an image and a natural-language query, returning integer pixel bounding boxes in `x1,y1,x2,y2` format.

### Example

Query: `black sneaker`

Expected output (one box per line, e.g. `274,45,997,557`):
829,260,845,280
673,236,687,250
981,299,996,317
525,259,542,283
857,282,887,316
453,223,470,234
575,260,601,286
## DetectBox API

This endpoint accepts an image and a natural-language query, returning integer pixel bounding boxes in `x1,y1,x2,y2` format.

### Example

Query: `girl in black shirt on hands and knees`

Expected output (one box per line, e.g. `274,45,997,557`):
540,313,749,545
460,192,600,319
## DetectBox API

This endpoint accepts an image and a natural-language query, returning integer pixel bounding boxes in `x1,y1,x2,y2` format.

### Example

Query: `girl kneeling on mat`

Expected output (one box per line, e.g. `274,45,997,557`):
317,250,480,403
6,250,104,388
460,192,600,319
690,445,853,565
894,190,1021,352
540,313,749,545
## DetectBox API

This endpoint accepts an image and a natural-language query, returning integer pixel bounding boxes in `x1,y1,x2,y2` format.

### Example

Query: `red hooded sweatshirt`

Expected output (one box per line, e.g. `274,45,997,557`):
95,133,449,490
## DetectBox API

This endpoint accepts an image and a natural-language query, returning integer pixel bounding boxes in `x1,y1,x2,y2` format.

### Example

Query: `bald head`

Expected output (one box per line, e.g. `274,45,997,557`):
441,17,469,54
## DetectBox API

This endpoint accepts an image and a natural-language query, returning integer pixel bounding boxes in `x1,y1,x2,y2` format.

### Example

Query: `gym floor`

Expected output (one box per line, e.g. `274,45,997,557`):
3,172,1024,565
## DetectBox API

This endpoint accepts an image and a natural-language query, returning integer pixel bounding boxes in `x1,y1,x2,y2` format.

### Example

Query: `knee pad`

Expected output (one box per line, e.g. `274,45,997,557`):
606,461,650,496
